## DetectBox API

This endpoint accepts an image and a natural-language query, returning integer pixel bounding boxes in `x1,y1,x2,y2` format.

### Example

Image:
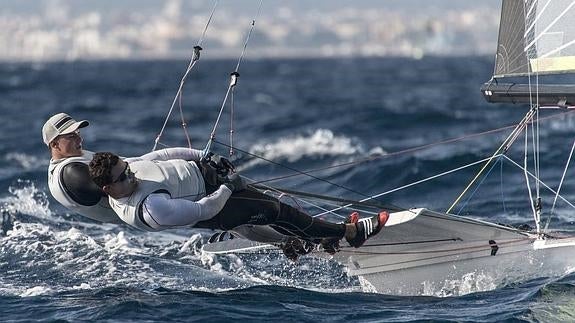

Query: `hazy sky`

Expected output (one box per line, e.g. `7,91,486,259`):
2,0,501,15
0,0,503,61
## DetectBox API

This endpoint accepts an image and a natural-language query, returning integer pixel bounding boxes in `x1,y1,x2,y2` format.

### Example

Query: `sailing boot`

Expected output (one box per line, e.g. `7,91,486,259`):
279,237,314,262
347,211,360,224
346,211,389,248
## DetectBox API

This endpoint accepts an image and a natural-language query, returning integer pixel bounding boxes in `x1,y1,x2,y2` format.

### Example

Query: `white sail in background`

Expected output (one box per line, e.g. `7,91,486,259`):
484,0,575,106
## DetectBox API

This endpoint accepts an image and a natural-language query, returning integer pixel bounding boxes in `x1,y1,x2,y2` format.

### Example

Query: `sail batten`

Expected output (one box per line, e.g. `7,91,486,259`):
483,0,575,105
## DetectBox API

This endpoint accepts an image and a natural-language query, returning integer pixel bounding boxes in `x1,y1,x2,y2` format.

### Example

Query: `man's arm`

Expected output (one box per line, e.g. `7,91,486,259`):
141,186,233,229
125,148,203,163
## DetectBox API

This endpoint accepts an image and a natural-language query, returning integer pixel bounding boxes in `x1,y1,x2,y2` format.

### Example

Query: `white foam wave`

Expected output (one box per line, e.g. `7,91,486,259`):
1,180,52,219
20,286,53,297
249,129,365,163
104,231,145,254
0,183,356,295
423,271,497,297
5,153,48,171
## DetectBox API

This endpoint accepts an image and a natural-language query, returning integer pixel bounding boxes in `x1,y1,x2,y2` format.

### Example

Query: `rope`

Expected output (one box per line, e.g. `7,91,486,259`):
544,138,575,232
446,109,536,213
249,184,390,210
250,111,574,186
455,156,503,215
228,236,534,260
203,0,264,158
152,0,219,151
331,238,532,260
212,139,390,207
502,155,575,209
243,174,386,219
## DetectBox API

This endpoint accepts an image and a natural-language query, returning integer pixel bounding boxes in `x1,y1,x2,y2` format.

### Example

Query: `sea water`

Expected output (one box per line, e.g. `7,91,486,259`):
1,57,575,322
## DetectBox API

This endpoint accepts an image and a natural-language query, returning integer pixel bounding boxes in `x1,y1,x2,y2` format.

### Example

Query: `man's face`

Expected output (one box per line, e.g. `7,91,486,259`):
104,160,138,198
52,130,83,157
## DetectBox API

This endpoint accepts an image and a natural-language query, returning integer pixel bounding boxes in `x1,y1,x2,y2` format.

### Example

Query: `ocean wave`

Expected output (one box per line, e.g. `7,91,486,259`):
250,129,363,162
1,180,52,220
0,183,356,297
4,153,48,171
242,129,385,171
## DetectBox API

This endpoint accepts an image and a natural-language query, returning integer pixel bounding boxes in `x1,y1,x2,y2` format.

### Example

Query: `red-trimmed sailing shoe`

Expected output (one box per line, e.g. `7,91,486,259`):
346,211,360,224
346,211,389,248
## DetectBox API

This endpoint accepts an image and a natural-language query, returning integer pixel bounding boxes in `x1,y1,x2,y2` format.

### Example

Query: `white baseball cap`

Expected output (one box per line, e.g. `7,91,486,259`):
42,113,89,146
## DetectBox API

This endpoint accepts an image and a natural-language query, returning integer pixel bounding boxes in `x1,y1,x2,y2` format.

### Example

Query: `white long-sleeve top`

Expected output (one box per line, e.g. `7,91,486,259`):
137,148,233,229
141,185,232,230
111,148,232,231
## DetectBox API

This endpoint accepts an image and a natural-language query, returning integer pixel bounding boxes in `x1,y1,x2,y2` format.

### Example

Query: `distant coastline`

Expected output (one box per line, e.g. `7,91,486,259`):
0,1,499,62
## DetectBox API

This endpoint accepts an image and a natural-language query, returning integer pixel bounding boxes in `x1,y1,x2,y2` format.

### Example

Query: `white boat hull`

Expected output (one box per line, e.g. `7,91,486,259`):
349,236,575,295
203,208,575,296
327,209,575,295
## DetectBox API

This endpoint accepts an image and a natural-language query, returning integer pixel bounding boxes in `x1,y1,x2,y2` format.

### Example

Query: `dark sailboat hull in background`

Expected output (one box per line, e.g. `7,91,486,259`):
481,75,575,106
482,0,575,106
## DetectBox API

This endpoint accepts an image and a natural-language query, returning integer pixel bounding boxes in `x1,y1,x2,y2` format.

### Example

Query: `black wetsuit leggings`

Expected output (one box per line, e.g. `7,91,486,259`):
193,162,346,240
196,187,346,240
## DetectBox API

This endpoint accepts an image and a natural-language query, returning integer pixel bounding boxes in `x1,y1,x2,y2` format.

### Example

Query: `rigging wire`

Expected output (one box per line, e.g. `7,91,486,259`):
244,152,503,219
213,111,574,218
446,109,536,213
203,0,264,158
523,109,539,233
500,157,508,214
152,0,220,151
523,0,541,234
315,156,503,217
247,111,574,186
502,155,575,210
544,138,575,232
455,156,503,215
212,139,391,207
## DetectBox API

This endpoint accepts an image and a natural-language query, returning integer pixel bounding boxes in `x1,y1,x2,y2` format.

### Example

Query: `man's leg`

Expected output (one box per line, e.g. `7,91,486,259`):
195,187,346,241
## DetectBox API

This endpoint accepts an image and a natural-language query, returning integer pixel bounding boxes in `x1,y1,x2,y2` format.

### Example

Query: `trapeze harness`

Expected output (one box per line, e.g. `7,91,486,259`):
47,148,205,223
48,150,122,223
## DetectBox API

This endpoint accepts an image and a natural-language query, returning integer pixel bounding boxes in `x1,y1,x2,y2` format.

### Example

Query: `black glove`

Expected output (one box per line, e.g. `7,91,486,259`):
203,152,235,176
279,237,314,262
224,173,247,192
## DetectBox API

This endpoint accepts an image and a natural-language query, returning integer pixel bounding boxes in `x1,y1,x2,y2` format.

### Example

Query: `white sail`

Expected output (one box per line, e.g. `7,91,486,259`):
484,0,575,106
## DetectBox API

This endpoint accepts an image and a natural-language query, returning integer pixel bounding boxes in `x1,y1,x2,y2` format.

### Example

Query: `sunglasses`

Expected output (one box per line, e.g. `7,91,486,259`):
112,163,132,184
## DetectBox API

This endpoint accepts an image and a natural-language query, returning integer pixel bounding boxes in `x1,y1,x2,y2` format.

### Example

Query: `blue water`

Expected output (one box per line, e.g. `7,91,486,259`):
2,56,575,322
